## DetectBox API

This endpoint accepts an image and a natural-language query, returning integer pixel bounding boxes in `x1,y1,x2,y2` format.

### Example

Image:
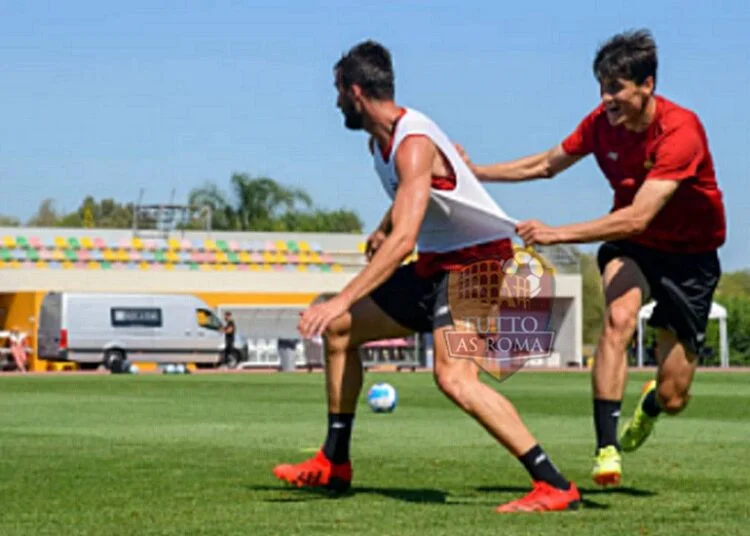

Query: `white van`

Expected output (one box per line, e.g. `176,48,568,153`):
37,292,246,370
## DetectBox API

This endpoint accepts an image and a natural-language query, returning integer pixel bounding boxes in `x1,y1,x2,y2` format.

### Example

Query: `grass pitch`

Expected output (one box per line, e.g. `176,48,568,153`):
1,370,749,535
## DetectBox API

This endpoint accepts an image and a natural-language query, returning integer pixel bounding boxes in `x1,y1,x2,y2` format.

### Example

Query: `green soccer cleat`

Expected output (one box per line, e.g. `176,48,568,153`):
592,445,622,487
619,380,658,453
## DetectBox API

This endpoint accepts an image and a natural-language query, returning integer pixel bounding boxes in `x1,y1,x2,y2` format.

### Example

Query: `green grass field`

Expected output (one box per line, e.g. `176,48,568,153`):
1,370,749,535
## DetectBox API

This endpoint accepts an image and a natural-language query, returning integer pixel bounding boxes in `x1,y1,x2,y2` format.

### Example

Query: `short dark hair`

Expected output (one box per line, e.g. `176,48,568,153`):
335,40,395,100
593,29,658,86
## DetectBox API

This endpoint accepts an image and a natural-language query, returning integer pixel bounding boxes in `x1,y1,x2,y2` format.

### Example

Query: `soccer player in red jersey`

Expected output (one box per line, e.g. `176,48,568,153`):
459,29,726,486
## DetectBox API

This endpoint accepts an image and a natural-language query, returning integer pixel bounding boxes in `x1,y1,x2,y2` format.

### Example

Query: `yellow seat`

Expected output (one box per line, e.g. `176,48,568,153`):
52,250,65,261
332,264,343,272
36,261,48,269
216,252,228,264
310,253,322,264
262,264,272,271
168,238,181,250
116,250,129,263
357,242,366,253
239,252,251,263
139,262,150,270
166,251,179,263
131,238,144,250
200,263,213,271
81,237,94,249
62,261,73,270
8,260,20,269
299,241,312,252
204,239,217,251
165,264,175,271
55,237,67,249
297,264,308,272
103,249,116,262
263,252,275,263
250,264,261,272
225,264,237,272
3,236,16,248
87,261,100,270
275,240,288,252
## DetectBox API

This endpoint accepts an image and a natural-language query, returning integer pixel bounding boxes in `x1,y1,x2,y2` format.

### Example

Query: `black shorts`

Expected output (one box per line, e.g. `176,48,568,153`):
597,240,721,354
369,263,453,334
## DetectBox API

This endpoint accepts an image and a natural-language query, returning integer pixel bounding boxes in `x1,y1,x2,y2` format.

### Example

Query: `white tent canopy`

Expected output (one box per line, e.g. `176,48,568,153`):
637,301,729,368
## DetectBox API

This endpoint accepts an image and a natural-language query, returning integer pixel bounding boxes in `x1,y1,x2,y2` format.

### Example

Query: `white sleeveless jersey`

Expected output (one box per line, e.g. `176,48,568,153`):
373,108,518,253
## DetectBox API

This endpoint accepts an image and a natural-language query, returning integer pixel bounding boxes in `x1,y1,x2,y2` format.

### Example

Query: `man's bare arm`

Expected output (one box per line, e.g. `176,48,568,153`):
554,179,681,243
338,136,434,305
460,144,583,182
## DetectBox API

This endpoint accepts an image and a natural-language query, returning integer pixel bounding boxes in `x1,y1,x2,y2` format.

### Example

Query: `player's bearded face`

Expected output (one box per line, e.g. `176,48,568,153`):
599,77,652,127
340,92,364,130
335,75,365,131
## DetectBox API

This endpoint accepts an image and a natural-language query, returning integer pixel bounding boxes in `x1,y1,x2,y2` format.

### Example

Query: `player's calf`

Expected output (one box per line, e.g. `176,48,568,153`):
656,383,691,415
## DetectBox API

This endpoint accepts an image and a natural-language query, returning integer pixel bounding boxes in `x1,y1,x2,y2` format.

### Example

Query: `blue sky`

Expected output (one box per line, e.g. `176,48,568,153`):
1,1,748,270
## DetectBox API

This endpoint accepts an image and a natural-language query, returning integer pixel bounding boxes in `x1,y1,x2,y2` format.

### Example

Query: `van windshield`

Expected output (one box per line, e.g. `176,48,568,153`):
196,309,222,331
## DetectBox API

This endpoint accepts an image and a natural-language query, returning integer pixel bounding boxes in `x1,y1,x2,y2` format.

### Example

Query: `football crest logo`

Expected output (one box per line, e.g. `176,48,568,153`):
444,247,557,382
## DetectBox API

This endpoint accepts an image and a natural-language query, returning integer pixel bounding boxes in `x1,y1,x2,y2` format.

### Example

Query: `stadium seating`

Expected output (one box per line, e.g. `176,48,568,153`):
0,233,346,272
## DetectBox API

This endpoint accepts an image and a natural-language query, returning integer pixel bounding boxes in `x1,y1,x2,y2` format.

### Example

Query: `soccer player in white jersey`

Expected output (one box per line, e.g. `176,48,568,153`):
272,40,581,512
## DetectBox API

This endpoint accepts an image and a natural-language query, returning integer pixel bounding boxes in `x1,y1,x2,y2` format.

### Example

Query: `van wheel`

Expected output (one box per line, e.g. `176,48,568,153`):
104,350,127,373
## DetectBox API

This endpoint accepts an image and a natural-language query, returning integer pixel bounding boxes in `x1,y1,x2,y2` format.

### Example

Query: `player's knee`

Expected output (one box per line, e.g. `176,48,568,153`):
434,368,474,411
603,304,638,344
657,385,691,415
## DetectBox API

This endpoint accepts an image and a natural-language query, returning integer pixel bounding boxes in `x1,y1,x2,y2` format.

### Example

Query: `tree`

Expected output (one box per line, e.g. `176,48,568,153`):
579,252,605,345
705,294,750,366
0,215,21,227
716,270,750,298
188,173,362,233
26,199,61,227
82,207,95,228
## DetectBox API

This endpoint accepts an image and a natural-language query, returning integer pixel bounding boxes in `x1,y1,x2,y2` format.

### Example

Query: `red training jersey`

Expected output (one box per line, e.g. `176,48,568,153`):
561,95,726,253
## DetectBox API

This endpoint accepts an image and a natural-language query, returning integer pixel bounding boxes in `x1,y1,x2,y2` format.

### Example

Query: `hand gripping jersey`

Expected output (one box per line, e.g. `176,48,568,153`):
373,108,517,255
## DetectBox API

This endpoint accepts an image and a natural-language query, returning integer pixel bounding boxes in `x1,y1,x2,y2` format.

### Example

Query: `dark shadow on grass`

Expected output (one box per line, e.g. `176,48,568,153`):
245,484,450,504
578,486,656,497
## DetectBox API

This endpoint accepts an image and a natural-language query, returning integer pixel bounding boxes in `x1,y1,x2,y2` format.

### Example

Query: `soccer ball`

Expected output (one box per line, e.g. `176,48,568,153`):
367,382,398,413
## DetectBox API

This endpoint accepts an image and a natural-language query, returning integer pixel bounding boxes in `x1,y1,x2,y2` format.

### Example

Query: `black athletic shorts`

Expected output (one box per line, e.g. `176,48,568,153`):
597,240,721,354
369,263,453,333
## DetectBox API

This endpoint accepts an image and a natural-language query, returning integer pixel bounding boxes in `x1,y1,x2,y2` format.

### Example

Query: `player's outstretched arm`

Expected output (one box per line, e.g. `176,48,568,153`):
457,144,583,182
518,179,680,246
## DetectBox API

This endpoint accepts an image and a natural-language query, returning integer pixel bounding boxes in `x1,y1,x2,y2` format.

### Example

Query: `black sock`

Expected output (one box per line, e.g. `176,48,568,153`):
322,413,354,464
641,389,662,418
518,444,570,490
594,399,621,451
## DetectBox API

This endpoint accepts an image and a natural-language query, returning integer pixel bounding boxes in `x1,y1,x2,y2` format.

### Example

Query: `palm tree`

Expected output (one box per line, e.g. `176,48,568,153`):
188,174,313,231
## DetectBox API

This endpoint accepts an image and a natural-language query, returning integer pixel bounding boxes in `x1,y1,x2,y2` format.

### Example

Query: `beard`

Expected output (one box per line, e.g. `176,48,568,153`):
342,101,364,130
